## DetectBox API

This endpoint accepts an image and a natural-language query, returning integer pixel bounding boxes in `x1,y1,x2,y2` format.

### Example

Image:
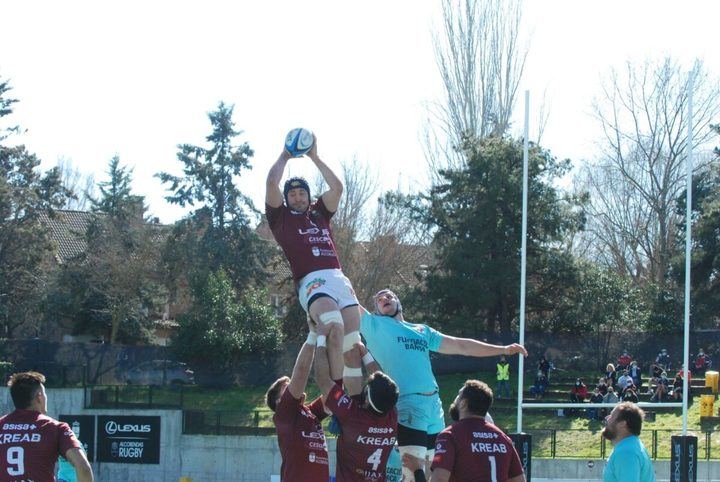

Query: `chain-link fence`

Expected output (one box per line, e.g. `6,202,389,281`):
3,330,720,387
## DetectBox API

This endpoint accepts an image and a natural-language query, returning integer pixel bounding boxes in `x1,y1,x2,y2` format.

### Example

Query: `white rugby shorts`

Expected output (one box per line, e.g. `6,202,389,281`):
297,269,359,312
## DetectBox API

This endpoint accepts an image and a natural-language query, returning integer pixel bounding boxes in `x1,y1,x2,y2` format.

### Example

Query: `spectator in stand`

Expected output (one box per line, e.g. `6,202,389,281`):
589,388,605,420
496,356,511,400
570,378,589,403
538,355,551,383
617,370,632,392
617,350,633,371
604,386,620,404
602,387,620,420
629,361,642,390
675,364,691,381
621,383,639,403
596,377,608,397
648,363,664,395
656,348,671,371
529,370,548,400
694,349,710,376
605,364,617,390
670,374,685,401
651,371,669,403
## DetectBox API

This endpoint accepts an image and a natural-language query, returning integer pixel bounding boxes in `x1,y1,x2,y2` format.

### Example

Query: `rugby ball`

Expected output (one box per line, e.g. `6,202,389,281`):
284,128,314,157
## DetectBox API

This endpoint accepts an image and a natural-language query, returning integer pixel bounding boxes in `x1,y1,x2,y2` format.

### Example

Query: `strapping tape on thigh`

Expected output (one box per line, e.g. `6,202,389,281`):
343,366,363,378
319,311,343,326
399,445,427,459
343,331,361,352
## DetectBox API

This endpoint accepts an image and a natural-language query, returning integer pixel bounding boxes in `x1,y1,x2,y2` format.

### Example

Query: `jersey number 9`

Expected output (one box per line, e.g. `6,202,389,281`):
7,446,25,476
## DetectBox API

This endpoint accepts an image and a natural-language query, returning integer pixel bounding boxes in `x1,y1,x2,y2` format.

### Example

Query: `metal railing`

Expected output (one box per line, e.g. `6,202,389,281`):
183,409,275,436
85,384,187,410
513,428,720,460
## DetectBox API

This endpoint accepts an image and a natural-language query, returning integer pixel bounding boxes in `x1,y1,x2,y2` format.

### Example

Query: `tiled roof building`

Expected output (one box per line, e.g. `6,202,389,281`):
37,210,95,265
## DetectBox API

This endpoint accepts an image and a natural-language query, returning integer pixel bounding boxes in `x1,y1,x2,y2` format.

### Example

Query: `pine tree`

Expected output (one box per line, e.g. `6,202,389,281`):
157,102,270,294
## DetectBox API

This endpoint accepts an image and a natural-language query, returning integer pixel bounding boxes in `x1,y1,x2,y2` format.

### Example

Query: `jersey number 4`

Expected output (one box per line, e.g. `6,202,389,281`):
6,447,25,476
367,448,383,471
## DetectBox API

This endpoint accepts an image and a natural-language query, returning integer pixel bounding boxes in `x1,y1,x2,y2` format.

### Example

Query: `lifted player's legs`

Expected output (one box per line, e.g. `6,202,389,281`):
340,305,363,396
309,296,344,382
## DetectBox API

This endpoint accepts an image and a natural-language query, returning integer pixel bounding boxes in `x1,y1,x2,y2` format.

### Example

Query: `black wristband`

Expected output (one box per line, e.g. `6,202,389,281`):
414,469,427,482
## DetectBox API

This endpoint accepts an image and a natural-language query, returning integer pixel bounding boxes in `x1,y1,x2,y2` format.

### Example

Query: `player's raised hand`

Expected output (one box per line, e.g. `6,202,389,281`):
353,341,369,358
504,344,528,357
280,147,292,161
307,133,318,160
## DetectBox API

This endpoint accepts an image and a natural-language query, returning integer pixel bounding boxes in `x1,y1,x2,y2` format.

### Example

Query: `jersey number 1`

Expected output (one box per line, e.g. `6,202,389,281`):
488,455,497,482
7,447,25,476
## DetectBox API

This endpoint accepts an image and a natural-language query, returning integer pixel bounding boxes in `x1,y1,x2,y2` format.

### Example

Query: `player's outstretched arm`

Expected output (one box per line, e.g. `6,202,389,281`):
438,336,528,358
286,318,318,399
355,341,381,373
65,447,94,482
266,150,292,208
307,136,343,212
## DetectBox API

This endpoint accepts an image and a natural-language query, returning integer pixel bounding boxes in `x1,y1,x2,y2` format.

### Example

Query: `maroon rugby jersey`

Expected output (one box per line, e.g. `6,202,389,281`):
0,409,82,482
266,198,341,281
325,384,398,482
431,418,523,482
273,389,330,482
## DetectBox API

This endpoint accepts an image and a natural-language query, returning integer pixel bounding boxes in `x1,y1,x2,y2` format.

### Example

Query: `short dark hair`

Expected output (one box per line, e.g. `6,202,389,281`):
366,371,399,415
614,402,644,436
460,379,493,417
265,376,290,412
8,372,46,409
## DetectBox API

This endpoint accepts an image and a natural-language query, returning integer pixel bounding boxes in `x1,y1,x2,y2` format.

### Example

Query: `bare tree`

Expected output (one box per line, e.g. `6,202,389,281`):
579,58,720,286
426,0,528,179
311,159,430,306
55,157,96,210
351,197,432,307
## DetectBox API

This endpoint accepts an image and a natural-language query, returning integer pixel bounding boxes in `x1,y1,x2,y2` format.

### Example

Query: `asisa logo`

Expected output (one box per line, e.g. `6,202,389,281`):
305,278,326,297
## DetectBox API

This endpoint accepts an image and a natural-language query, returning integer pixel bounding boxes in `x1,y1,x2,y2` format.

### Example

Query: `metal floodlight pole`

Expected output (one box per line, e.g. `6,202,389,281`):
517,90,530,434
682,69,695,436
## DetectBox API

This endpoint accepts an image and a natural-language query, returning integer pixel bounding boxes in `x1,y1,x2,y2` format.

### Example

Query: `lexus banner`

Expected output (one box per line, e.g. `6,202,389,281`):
97,415,161,464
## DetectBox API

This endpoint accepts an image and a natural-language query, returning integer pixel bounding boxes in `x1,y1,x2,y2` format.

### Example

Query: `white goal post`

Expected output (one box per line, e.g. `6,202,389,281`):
515,75,696,434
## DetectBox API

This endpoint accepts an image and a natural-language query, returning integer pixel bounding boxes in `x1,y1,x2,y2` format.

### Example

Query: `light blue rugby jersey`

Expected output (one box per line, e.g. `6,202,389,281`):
360,312,444,394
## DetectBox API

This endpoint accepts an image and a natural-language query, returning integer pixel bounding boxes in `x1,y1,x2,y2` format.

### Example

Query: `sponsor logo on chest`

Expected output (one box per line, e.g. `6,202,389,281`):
396,335,428,352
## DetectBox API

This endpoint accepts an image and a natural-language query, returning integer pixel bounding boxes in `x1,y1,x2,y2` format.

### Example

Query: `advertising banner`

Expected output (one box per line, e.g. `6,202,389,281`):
97,415,161,464
59,415,96,462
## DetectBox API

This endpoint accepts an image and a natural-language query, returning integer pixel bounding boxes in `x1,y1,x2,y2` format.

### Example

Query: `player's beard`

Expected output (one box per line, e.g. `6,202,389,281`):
449,402,459,422
601,425,615,441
